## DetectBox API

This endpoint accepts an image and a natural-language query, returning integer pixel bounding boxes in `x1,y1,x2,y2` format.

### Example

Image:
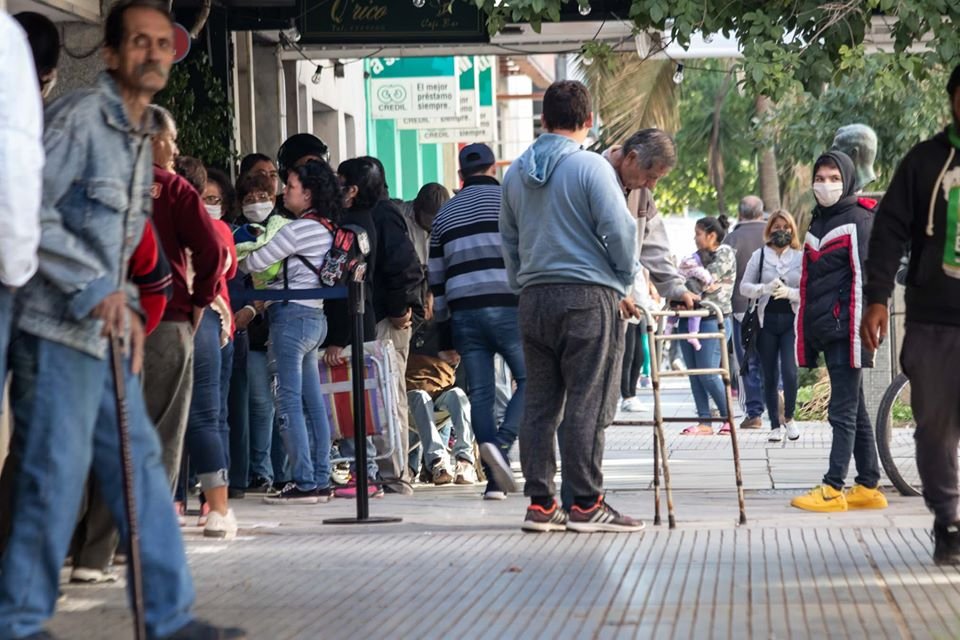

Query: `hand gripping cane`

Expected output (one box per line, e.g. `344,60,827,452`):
109,334,147,640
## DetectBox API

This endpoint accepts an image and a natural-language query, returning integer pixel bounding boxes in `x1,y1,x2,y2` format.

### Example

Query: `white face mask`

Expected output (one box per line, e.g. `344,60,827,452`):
813,182,844,208
204,204,222,219
242,201,273,223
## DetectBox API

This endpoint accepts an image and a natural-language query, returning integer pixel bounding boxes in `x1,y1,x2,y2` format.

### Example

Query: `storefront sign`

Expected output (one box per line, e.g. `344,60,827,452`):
299,0,487,43
368,56,459,119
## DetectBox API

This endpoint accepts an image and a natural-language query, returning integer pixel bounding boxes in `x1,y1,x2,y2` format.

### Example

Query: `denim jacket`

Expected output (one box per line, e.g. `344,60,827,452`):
16,72,155,359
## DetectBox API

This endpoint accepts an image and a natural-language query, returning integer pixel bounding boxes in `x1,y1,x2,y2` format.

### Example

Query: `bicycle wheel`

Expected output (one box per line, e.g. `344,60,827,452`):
875,373,921,497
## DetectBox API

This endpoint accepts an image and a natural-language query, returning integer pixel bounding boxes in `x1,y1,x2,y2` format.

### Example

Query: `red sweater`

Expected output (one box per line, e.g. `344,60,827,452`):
151,168,227,323
129,221,172,335
213,219,239,337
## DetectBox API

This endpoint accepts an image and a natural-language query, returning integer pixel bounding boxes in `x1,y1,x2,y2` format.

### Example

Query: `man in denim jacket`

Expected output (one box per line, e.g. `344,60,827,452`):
0,1,243,638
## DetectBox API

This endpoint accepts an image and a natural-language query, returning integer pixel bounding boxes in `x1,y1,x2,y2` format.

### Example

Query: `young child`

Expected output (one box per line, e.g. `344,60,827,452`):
665,249,715,350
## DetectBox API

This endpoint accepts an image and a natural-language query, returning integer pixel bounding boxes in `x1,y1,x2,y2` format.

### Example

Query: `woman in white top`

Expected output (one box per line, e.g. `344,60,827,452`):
740,210,803,443
242,160,338,504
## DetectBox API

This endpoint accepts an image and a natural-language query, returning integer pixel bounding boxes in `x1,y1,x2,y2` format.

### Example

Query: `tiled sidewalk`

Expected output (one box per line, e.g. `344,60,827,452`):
44,383,958,640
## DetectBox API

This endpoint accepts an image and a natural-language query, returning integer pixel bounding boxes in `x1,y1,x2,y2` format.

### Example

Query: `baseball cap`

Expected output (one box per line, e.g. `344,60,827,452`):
459,143,496,174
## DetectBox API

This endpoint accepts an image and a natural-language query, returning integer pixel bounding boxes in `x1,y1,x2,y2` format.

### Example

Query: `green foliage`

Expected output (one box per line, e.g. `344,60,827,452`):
154,53,235,170
891,398,914,427
471,0,960,96
653,59,758,215
770,52,950,192
797,361,823,389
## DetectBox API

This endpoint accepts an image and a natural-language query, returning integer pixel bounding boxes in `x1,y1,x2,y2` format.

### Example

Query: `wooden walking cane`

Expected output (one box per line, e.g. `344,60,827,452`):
109,333,147,640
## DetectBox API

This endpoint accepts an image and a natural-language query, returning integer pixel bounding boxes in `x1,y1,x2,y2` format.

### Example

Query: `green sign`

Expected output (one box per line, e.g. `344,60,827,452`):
416,56,496,144
398,57,478,130
299,0,487,44
368,57,460,120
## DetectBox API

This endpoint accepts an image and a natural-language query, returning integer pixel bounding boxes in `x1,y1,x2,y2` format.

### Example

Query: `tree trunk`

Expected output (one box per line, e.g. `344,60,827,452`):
755,95,781,211
709,68,734,215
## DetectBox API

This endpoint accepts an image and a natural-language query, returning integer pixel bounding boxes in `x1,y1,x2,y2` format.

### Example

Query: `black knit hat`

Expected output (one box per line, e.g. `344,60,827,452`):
949,63,960,98
277,133,329,175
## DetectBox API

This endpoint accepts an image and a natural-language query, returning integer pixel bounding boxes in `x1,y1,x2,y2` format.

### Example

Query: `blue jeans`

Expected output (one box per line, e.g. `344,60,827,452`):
339,436,379,480
247,349,278,483
267,303,331,491
228,331,250,489
822,341,881,490
732,317,764,418
185,309,233,490
0,288,11,383
0,332,194,639
679,318,729,421
452,307,526,453
409,388,475,469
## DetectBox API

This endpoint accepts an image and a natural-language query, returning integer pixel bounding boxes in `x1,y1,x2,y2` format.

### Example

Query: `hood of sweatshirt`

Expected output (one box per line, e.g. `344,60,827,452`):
812,150,861,218
517,133,583,189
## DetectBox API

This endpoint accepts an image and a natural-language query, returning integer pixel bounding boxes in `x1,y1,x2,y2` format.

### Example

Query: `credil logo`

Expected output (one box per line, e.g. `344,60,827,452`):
377,85,406,103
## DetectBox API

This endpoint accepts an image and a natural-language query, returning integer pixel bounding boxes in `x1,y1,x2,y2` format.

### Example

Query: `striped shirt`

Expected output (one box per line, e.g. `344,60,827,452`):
428,176,517,321
243,216,333,309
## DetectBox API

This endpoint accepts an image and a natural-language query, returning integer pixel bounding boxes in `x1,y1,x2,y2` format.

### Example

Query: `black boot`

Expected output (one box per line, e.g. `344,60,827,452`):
933,521,960,566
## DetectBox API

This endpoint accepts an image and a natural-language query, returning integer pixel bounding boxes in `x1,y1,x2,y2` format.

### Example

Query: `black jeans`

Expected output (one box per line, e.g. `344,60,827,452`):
822,341,881,490
620,319,648,399
757,311,798,428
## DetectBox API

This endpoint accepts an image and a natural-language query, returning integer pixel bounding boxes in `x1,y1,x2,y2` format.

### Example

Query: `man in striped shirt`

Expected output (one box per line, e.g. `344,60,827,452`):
428,144,524,500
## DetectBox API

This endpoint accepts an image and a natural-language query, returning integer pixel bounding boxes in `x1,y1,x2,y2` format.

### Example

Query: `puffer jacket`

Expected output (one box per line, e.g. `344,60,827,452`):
797,150,875,369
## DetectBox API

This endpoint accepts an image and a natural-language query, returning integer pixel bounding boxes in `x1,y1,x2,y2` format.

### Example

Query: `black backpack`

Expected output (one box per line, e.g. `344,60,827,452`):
282,213,371,289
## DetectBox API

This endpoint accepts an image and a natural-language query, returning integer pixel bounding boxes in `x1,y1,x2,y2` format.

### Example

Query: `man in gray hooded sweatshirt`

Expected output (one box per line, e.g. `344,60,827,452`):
501,80,646,533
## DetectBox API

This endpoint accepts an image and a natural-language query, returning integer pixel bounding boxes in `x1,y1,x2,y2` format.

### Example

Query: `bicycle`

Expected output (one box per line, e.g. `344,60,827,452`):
875,372,920,497
873,258,924,497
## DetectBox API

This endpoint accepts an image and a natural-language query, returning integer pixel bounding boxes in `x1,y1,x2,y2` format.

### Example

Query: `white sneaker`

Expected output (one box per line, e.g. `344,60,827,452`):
768,427,783,443
483,491,507,501
70,567,119,584
620,397,647,413
785,421,800,441
203,509,238,540
454,460,477,485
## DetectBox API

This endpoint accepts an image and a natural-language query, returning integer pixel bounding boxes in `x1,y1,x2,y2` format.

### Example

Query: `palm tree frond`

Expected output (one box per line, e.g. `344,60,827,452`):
582,56,679,148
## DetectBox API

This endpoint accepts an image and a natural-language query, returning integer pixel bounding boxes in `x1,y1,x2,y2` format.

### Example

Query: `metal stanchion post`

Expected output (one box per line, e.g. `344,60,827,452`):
324,263,402,525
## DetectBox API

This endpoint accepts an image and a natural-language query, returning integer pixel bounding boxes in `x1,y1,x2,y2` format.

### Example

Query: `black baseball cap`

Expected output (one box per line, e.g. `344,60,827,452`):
277,133,329,175
459,143,496,174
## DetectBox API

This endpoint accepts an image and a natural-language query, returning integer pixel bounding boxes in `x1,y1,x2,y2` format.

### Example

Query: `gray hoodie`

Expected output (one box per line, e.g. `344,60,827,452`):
500,134,638,296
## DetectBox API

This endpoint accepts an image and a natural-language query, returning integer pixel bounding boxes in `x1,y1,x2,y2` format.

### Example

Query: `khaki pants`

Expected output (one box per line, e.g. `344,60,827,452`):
143,321,195,489
375,319,411,482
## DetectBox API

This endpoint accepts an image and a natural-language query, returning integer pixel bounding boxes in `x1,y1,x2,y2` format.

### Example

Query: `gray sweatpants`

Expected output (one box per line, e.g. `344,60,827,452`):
901,322,960,525
518,284,624,501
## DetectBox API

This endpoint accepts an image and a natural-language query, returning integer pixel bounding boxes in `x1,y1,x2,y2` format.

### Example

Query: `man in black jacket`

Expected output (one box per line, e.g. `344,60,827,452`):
862,63,960,565
791,150,886,514
356,156,424,488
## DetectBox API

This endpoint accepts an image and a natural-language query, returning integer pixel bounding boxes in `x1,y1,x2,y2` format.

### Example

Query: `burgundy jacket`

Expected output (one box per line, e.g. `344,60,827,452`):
151,167,227,322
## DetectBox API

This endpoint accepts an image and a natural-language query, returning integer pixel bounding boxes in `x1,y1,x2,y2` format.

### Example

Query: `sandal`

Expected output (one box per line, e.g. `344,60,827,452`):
681,424,714,436
718,424,732,435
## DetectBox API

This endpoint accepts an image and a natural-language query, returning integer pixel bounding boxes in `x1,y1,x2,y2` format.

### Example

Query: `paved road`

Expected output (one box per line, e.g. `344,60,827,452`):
46,385,957,639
